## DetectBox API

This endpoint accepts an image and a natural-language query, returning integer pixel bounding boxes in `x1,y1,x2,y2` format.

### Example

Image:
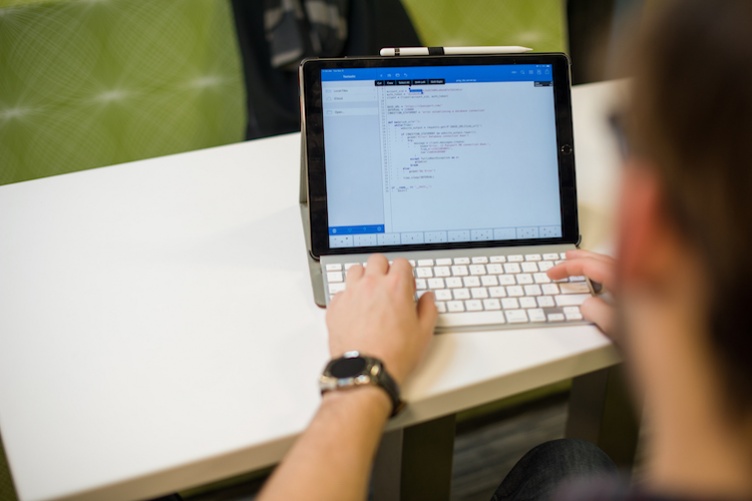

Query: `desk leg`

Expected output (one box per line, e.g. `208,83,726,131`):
372,414,455,501
566,366,641,469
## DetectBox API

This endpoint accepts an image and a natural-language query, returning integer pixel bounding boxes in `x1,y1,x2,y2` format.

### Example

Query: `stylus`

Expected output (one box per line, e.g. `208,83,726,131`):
379,46,533,56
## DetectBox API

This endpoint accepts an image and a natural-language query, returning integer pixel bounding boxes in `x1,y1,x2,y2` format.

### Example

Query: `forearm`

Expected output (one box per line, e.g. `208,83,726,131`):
257,386,392,501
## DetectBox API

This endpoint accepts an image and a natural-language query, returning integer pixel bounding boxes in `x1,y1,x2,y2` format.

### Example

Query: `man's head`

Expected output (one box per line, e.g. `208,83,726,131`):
616,0,752,416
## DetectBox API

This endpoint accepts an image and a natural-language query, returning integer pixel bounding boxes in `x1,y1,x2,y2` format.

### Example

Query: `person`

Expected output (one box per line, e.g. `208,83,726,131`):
256,0,752,499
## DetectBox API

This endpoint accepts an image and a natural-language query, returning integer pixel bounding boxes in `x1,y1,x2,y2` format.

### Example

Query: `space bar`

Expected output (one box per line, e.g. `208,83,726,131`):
436,311,506,329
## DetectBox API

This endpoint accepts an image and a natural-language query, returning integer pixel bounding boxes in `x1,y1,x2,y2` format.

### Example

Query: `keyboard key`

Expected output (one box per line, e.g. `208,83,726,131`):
520,297,537,309
537,296,555,308
504,263,521,274
481,275,499,287
447,301,465,313
415,278,427,290
489,255,507,263
446,277,463,288
508,255,524,262
435,301,447,313
522,262,539,273
452,265,469,276
501,297,520,309
453,289,471,300
427,278,445,289
436,310,505,328
489,286,507,298
417,259,434,267
435,289,453,301
415,267,433,278
524,284,542,296
498,274,516,286
528,308,547,322
569,275,587,282
564,306,583,321
483,298,501,310
534,273,551,284
560,252,568,259
505,310,529,323
543,253,559,260
466,299,483,312
471,288,489,299
469,264,486,275
516,273,534,285
542,284,560,295
486,263,503,274
327,271,344,283
555,294,591,307
454,257,471,265
507,285,524,297
471,256,489,264
539,261,554,271
548,313,565,322
436,258,452,266
525,254,542,261
325,263,342,271
434,266,451,277
463,276,481,288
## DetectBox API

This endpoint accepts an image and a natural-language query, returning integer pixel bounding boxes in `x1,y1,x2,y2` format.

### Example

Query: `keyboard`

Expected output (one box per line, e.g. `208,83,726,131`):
323,252,593,330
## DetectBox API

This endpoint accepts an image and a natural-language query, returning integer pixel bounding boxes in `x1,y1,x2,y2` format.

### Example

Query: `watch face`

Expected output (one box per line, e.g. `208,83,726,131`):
330,356,367,378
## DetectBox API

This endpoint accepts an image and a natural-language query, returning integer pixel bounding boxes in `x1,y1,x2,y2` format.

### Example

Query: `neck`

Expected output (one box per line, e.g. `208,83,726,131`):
627,288,752,499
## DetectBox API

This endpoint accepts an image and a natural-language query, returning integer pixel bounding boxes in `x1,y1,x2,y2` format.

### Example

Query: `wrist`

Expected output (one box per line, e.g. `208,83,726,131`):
320,385,392,418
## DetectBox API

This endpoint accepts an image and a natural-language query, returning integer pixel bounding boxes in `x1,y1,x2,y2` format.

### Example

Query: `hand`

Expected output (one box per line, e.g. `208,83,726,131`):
326,254,438,386
547,249,617,337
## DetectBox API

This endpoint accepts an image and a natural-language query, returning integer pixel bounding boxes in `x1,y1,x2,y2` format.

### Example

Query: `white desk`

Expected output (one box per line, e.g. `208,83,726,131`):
0,80,625,501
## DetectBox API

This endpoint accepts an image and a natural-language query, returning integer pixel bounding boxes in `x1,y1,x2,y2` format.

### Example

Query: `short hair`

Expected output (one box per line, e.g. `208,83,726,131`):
626,0,752,413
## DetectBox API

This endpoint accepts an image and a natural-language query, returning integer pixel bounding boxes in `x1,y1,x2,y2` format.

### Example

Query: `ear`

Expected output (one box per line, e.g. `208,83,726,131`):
616,161,670,285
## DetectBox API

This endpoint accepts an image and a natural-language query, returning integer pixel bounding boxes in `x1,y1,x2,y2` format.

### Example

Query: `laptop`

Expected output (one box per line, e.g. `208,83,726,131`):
298,53,593,331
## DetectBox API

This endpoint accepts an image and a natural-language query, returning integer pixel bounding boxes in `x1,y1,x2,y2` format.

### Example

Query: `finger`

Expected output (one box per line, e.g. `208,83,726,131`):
365,253,389,275
565,249,615,264
547,259,616,290
416,291,439,333
345,263,365,287
580,297,615,338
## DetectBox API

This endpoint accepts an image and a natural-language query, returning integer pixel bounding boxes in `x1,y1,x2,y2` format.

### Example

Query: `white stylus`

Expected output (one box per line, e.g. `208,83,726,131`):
379,46,533,56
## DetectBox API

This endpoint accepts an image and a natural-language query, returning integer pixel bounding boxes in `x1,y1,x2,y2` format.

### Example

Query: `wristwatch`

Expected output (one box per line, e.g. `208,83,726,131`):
319,351,404,417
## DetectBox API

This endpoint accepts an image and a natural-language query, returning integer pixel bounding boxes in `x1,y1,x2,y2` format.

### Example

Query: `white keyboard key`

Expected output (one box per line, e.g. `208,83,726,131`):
508,255,524,262
481,275,499,287
428,278,445,289
469,264,486,275
538,261,554,271
344,262,359,270
489,286,507,298
434,266,451,277
537,296,555,308
555,294,591,307
524,284,542,296
528,308,547,322
471,288,489,299
417,259,434,267
446,277,463,288
325,263,342,271
471,256,489,264
463,276,481,288
504,263,521,274
408,260,416,266
501,297,520,309
466,299,483,312
521,262,539,273
564,306,583,321
559,282,591,294
415,278,427,290
520,297,537,308
542,284,560,295
525,254,542,261
569,275,587,283
328,282,346,294
436,258,452,266
452,265,469,276
505,310,529,323
327,271,344,283
548,313,565,322
534,273,551,284
483,298,501,310
436,310,505,328
454,257,471,265
453,289,471,300
516,273,534,285
486,263,503,274
498,274,516,286
435,289,453,301
560,252,568,259
435,301,447,313
416,267,433,278
489,255,507,263
543,253,559,261
507,285,524,297
447,301,465,313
